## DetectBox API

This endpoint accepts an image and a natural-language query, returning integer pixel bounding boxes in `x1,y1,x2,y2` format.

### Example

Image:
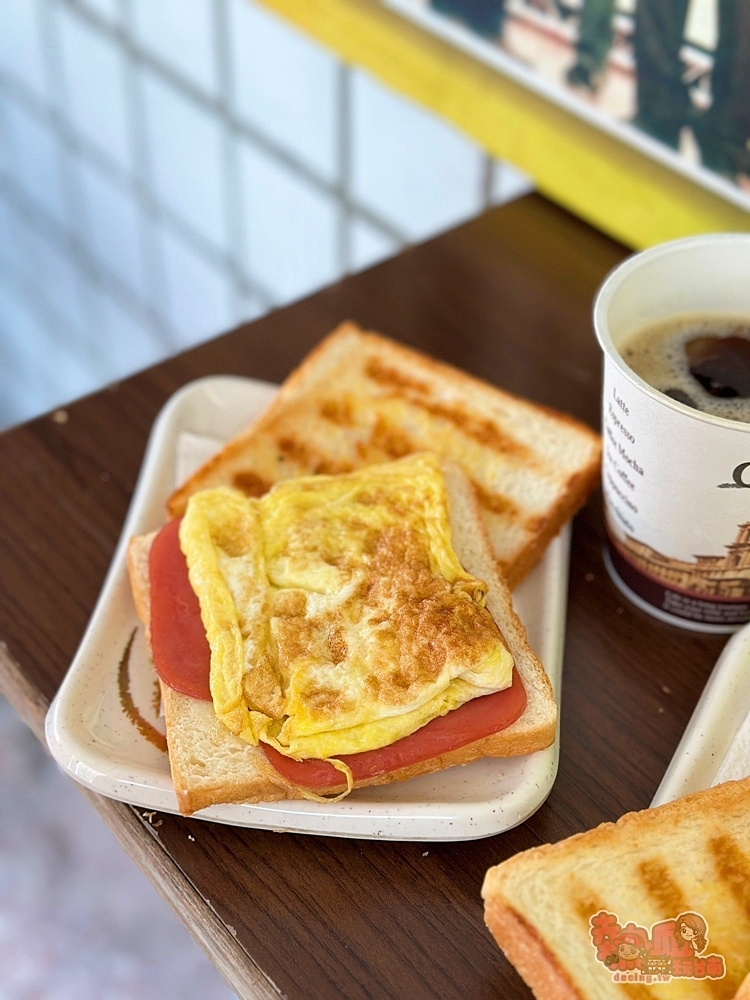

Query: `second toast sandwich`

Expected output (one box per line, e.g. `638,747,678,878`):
168,323,601,588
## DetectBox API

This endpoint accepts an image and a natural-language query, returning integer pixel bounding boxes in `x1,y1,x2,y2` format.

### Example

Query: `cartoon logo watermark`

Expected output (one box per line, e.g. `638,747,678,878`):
590,910,726,983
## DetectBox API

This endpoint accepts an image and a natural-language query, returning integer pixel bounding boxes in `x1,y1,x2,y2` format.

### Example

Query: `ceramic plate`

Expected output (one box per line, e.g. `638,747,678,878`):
651,623,750,807
46,376,570,840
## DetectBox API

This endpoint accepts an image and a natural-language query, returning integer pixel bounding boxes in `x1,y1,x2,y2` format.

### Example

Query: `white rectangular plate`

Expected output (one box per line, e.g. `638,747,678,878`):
651,623,750,807
46,375,570,840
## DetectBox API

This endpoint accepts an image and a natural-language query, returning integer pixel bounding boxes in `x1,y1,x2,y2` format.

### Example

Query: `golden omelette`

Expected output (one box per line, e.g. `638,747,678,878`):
178,453,513,770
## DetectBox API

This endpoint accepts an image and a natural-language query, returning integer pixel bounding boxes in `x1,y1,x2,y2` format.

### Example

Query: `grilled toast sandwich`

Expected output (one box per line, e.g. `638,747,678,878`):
128,460,558,815
168,323,601,588
482,778,750,998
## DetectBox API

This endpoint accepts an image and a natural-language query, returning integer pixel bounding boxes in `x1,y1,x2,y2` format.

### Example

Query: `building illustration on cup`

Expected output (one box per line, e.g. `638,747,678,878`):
608,521,750,606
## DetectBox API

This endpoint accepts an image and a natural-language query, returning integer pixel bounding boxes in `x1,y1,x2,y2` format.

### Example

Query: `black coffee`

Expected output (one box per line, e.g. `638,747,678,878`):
620,316,750,423
685,335,750,398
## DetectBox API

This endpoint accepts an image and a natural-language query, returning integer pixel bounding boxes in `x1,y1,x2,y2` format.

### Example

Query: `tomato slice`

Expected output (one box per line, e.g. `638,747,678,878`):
148,517,527,784
261,669,526,789
149,518,212,701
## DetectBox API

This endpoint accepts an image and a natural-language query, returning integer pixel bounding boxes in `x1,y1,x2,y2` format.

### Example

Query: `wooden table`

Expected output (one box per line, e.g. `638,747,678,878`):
0,194,727,1000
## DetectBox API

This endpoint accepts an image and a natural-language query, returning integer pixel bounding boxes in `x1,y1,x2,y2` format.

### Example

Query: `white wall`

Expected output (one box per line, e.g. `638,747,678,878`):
0,0,532,429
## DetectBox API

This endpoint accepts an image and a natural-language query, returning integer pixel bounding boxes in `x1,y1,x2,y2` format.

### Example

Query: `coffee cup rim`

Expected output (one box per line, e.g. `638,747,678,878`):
594,233,750,433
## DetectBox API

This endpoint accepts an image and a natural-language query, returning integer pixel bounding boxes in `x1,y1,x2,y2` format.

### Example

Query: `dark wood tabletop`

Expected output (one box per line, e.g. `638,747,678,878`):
0,193,728,1000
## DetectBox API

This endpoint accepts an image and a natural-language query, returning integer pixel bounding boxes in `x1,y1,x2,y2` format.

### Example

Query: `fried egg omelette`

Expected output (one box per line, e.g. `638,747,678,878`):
178,453,514,769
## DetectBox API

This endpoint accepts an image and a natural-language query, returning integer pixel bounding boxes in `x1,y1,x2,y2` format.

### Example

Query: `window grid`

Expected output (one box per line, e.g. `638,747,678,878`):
0,0,412,346
0,0,525,427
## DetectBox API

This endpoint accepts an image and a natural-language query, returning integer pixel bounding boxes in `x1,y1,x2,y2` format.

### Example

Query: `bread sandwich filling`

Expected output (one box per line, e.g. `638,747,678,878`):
178,453,514,765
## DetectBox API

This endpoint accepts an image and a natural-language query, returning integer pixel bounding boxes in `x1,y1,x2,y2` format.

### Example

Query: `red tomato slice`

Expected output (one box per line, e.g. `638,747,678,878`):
149,517,527,783
149,518,212,701
261,669,526,789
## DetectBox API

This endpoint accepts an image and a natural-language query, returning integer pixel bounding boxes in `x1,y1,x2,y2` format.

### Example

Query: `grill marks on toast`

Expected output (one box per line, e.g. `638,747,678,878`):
411,398,530,460
364,357,430,395
637,858,688,916
573,888,606,928
706,834,750,996
710,835,750,919
571,885,648,999
365,357,533,461
320,397,355,426
634,858,740,999
366,415,414,461
470,480,520,519
277,435,354,476
634,860,739,999
281,392,530,528
574,868,735,998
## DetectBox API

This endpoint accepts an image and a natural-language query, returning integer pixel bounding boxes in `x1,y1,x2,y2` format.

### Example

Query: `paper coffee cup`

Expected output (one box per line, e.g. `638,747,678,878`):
594,234,750,633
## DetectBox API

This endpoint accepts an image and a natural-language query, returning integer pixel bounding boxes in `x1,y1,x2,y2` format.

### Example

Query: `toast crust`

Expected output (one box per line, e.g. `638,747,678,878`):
127,464,557,813
167,322,601,588
483,900,583,1000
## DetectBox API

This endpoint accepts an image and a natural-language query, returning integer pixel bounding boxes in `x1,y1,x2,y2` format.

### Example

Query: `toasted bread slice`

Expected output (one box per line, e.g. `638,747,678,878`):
482,778,750,998
167,323,601,588
128,463,557,814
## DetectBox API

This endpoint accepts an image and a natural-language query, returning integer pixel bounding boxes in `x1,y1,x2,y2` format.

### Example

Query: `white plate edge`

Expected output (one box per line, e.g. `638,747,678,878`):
650,624,750,807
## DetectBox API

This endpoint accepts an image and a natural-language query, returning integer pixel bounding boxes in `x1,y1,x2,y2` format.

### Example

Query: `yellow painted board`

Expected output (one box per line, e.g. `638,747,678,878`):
257,0,750,249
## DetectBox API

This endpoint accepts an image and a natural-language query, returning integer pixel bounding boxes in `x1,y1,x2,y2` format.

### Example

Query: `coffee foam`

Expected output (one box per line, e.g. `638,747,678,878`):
620,314,750,423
